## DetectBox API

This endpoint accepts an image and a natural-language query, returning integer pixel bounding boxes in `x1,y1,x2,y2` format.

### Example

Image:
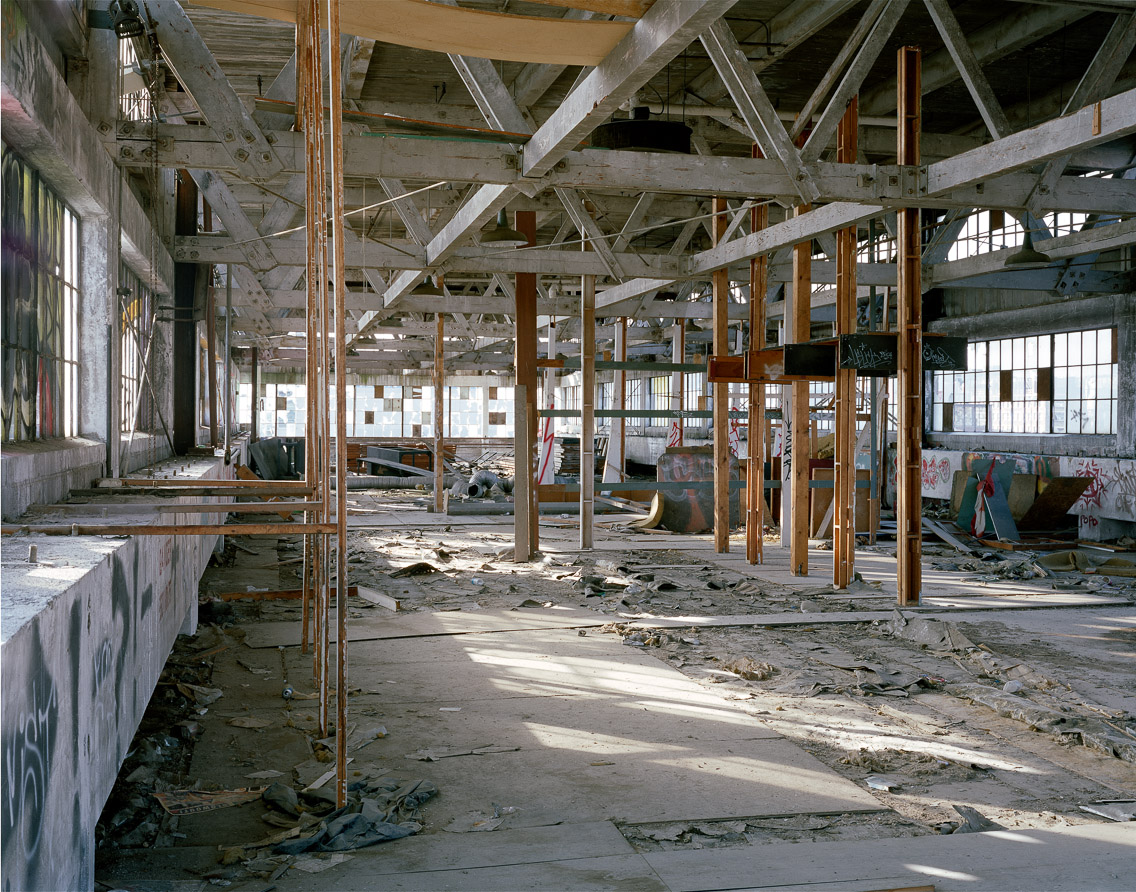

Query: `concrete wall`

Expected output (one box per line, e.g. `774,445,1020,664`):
1,434,176,522
0,452,242,892
921,447,1136,539
1,439,105,523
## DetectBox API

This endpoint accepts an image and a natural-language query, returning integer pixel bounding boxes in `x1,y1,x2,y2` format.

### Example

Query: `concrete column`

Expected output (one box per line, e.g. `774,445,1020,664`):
79,204,120,475
79,214,111,442
1116,293,1136,458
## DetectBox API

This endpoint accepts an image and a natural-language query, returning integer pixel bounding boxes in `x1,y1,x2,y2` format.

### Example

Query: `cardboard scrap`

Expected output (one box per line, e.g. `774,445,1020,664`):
153,787,266,815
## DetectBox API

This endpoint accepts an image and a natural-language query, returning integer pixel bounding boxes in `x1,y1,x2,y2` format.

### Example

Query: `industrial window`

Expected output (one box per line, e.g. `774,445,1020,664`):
648,375,670,428
119,263,155,432
1,145,80,441
684,371,705,428
626,378,643,428
931,329,1117,435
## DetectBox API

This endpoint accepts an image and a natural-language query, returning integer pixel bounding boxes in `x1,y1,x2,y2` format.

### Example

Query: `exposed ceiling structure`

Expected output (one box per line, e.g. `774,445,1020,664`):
116,0,1136,373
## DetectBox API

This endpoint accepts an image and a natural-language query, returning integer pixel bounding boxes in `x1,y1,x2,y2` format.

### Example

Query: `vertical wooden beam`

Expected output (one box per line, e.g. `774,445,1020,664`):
514,210,538,560
790,203,812,576
896,46,923,606
434,279,445,514
747,151,767,565
712,196,730,554
298,0,315,658
833,98,858,589
326,0,350,809
581,272,595,548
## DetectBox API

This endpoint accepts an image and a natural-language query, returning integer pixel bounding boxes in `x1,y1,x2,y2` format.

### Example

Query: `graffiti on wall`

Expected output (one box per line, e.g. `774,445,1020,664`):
962,451,1060,483
2,628,60,886
921,456,952,492
1065,458,1136,526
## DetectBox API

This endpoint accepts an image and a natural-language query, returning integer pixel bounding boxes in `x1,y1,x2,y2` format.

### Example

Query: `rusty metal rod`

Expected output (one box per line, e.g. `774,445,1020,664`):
73,486,312,497
37,501,323,514
2,523,337,536
326,0,351,811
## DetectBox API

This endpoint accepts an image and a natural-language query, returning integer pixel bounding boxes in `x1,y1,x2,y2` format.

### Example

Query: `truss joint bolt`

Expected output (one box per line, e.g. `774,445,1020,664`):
236,149,249,162
223,130,235,142
242,130,255,143
122,147,134,158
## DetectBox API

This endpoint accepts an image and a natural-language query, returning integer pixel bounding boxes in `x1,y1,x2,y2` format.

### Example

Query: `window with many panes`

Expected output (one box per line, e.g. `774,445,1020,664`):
648,375,670,427
931,329,1117,435
119,262,155,432
684,371,705,428
1,145,80,441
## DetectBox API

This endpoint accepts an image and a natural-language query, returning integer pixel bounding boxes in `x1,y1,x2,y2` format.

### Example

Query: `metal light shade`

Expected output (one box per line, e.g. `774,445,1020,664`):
1004,229,1052,268
112,0,145,38
591,106,691,154
411,276,443,296
480,210,527,248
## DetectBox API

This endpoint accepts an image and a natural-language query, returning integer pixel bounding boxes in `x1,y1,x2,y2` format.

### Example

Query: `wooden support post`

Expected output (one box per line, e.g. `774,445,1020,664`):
790,202,812,576
298,0,315,657
434,278,445,514
897,47,923,606
833,99,858,589
712,196,730,554
581,272,595,548
747,153,767,565
326,0,351,809
514,388,532,557
514,210,538,559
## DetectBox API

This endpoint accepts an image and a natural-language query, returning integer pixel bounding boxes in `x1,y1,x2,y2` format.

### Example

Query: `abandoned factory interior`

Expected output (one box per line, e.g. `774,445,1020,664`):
2,0,1136,889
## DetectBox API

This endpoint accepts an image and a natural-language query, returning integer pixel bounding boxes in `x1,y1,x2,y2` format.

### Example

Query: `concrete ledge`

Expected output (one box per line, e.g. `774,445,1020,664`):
0,449,244,891
1,437,105,521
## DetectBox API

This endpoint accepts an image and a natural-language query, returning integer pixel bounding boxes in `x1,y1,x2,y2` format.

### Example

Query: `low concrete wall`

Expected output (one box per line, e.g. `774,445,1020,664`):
0,450,243,891
0,438,105,522
922,448,1136,539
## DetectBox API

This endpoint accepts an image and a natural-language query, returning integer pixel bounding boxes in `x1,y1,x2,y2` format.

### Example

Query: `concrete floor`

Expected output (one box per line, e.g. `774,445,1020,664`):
96,509,1136,891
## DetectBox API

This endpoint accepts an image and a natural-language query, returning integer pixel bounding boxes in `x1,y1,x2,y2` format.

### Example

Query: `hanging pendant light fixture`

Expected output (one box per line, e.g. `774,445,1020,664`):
591,107,692,154
480,209,528,248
